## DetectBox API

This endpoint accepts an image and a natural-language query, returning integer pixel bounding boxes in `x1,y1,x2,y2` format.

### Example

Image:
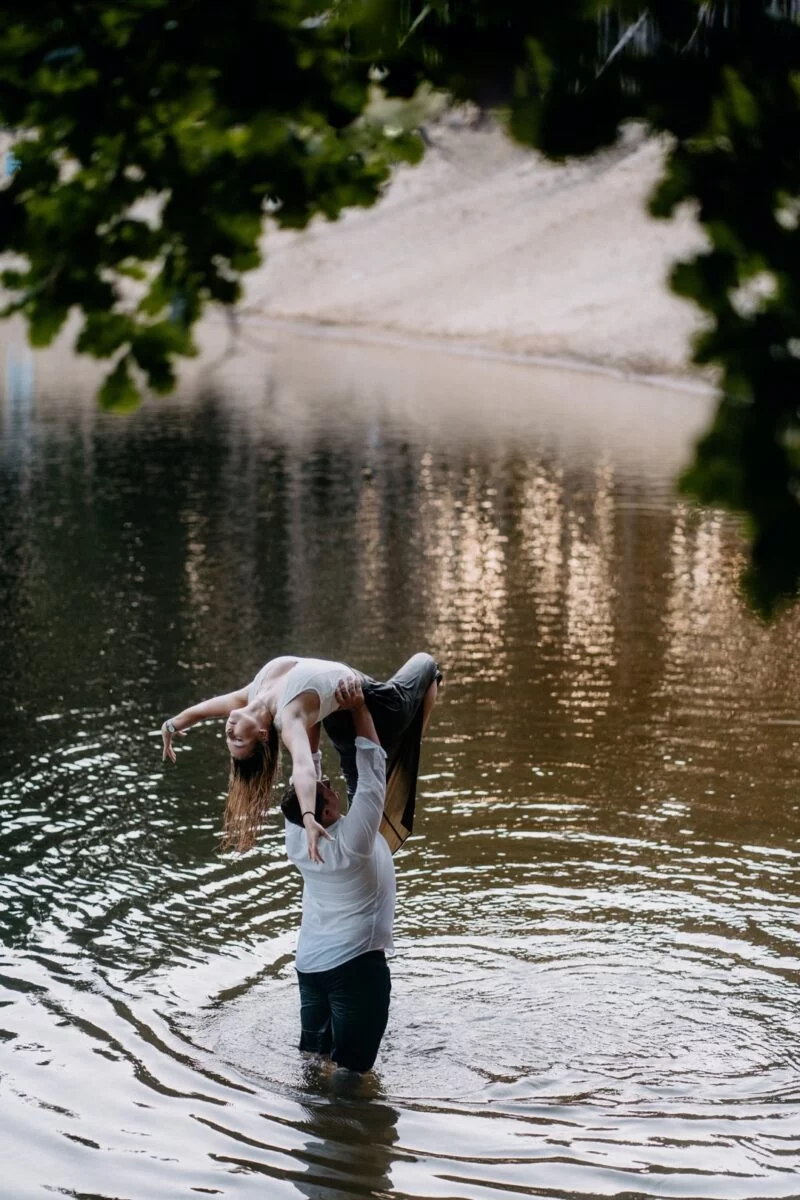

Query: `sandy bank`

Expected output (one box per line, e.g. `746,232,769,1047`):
246,117,709,382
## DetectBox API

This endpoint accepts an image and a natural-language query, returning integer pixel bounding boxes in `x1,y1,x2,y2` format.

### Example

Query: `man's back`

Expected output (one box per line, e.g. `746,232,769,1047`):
285,737,395,973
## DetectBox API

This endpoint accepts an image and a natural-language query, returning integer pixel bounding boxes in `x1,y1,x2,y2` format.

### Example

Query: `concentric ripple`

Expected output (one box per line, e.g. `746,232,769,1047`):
2,330,800,1198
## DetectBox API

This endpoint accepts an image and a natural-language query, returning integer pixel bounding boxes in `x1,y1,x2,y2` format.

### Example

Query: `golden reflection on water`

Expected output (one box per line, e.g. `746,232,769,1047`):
519,461,564,648
420,459,509,674
563,460,617,726
663,504,800,722
352,474,384,610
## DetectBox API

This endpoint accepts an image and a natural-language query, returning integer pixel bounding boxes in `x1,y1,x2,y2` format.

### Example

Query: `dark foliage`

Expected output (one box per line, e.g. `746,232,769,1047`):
353,0,800,615
4,2,800,611
0,1,420,406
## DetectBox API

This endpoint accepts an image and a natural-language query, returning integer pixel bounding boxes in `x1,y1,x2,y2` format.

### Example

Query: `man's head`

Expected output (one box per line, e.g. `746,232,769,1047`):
280,777,342,828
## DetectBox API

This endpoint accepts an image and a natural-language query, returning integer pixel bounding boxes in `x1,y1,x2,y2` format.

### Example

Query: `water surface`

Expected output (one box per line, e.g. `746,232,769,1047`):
1,323,799,1199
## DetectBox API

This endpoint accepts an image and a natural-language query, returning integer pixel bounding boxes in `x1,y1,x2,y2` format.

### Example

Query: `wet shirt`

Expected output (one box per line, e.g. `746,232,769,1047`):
285,739,395,974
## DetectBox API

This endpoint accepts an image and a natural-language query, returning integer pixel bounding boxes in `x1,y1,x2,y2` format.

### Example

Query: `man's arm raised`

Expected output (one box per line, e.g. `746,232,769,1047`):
351,691,380,746
334,678,387,856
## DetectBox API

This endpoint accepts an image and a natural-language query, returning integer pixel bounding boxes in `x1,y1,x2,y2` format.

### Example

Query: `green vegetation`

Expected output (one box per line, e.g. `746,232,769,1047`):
0,1,421,408
3,2,800,612
359,1,800,615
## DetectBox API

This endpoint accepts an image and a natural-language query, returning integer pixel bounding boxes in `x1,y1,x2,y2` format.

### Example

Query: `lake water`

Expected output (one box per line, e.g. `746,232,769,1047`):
2,323,799,1199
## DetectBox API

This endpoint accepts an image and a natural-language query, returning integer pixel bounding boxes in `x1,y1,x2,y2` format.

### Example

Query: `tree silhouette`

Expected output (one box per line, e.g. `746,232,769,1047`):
0,1,420,407
4,1,800,612
357,1,800,614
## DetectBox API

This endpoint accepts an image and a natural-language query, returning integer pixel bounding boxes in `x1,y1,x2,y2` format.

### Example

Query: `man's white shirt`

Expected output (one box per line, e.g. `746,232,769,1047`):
285,737,396,973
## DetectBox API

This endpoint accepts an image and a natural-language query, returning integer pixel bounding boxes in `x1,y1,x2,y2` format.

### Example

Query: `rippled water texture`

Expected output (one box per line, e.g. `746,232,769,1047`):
2,322,800,1199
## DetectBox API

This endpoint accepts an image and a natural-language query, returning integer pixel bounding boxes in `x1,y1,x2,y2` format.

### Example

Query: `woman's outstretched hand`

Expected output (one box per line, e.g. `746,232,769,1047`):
305,816,333,864
161,721,186,764
335,675,365,711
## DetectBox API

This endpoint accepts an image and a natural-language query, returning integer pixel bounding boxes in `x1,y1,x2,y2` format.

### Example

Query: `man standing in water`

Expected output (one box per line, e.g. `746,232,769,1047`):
280,676,395,1074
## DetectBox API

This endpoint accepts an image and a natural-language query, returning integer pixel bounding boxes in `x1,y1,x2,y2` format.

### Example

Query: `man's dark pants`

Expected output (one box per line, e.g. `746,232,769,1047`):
297,950,391,1072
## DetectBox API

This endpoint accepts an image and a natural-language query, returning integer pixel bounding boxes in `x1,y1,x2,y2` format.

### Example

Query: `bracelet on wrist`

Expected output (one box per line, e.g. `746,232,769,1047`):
164,719,178,735
301,811,316,824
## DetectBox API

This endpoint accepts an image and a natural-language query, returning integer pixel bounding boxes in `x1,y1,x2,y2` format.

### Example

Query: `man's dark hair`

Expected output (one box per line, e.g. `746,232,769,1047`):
280,778,331,826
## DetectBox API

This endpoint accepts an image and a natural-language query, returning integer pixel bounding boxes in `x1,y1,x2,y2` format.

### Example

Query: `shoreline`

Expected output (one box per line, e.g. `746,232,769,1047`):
247,119,711,392
4,119,718,402
234,312,718,399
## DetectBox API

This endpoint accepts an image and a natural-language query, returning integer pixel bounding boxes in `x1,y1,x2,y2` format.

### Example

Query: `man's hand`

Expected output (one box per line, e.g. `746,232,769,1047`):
335,676,365,711
304,815,333,864
337,677,381,746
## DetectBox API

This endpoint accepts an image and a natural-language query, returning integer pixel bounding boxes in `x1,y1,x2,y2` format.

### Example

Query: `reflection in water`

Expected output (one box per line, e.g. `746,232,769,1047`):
4,340,34,421
1,326,800,1198
421,459,510,675
519,460,564,651
280,1088,398,1200
563,458,617,727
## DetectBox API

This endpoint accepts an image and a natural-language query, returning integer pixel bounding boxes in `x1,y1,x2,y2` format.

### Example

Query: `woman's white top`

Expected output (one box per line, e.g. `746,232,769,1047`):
285,738,395,974
248,657,351,728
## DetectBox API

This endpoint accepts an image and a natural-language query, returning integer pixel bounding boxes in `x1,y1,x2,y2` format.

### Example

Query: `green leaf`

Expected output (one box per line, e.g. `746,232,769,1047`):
28,304,70,347
131,319,195,392
98,355,140,412
76,312,136,358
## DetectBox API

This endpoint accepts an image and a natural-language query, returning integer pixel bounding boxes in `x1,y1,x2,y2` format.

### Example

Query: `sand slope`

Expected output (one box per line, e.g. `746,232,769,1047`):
247,117,708,379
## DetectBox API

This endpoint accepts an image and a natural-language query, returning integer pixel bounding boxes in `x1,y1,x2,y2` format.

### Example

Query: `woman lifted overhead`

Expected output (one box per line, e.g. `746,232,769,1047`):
161,652,440,861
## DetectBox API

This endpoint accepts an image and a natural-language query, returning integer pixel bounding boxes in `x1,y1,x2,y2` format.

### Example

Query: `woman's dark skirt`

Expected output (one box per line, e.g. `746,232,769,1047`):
322,651,441,854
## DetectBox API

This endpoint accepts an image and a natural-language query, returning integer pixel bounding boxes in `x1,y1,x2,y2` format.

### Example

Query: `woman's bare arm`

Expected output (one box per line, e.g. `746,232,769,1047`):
161,688,250,762
280,714,332,864
171,689,250,728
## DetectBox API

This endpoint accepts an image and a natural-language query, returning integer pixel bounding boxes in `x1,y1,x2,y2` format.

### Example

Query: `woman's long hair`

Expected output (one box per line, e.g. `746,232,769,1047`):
221,722,281,852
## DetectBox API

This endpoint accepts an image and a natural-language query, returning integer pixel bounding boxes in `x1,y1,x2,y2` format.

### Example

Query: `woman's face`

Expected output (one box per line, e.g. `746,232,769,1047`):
225,709,264,759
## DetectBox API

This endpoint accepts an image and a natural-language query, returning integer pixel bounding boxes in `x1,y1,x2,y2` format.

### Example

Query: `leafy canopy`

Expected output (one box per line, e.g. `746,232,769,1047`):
0,1,421,399
4,2,800,613
357,0,800,616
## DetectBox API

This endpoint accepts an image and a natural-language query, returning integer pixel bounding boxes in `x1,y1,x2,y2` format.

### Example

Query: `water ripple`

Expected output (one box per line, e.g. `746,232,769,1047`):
2,341,800,1196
